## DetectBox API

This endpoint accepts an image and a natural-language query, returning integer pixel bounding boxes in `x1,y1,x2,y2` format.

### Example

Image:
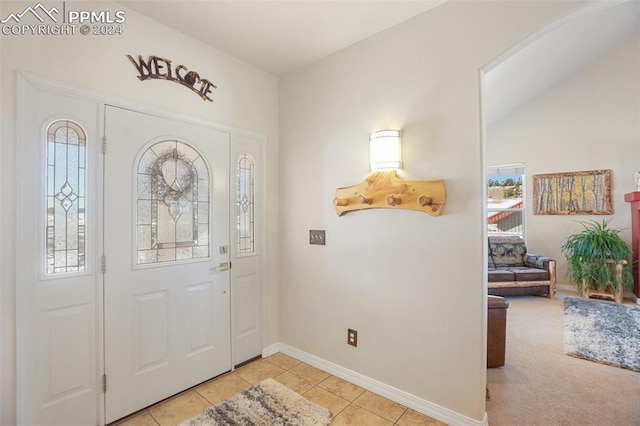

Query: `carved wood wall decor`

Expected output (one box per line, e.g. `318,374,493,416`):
127,55,217,102
333,170,446,217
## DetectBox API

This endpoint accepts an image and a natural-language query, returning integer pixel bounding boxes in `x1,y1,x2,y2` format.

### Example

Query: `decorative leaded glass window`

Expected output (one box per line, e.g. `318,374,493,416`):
236,153,255,254
46,120,86,274
136,140,210,265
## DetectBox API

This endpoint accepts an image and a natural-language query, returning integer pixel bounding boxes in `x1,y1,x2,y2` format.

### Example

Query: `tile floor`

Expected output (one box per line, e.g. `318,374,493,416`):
112,353,447,425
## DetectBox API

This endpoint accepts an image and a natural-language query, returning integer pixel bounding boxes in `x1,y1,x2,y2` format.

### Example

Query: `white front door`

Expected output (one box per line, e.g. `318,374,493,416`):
103,106,231,422
17,76,265,426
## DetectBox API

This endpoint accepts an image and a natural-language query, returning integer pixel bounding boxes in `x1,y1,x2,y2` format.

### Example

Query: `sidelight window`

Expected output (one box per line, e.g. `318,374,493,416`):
46,120,87,274
236,153,255,255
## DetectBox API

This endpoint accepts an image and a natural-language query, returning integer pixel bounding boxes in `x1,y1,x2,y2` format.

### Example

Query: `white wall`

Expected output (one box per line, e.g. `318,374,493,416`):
0,2,279,424
279,1,583,421
487,32,640,288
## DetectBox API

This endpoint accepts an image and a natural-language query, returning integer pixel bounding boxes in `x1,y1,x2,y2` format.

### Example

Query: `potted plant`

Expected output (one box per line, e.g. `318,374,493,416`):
561,219,633,303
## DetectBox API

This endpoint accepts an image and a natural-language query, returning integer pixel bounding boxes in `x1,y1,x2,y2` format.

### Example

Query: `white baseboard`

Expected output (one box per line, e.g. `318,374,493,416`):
261,343,281,358
271,343,487,426
556,284,578,294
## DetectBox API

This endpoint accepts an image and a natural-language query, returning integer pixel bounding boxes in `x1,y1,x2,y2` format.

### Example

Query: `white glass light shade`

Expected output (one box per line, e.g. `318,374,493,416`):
370,130,402,170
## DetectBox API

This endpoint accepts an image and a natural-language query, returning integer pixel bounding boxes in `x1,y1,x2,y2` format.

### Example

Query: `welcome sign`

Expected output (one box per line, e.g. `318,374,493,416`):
127,55,217,102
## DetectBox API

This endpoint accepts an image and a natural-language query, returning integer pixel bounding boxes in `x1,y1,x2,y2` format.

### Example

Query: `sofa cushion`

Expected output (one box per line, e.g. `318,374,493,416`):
511,267,550,281
524,253,550,270
489,235,526,267
488,268,515,282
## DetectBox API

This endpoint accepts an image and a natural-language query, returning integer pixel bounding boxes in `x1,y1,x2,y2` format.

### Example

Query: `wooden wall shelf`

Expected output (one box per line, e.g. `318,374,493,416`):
333,170,446,217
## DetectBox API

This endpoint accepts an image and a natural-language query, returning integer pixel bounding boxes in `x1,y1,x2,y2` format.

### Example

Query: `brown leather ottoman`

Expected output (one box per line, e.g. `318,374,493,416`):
487,295,509,367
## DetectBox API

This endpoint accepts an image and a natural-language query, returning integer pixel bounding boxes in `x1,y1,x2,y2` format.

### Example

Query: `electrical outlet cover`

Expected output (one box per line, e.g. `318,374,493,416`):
347,328,358,347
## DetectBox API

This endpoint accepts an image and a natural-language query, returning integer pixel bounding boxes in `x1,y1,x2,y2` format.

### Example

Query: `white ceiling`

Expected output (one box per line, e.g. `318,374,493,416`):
118,0,639,121
484,0,640,124
117,0,446,76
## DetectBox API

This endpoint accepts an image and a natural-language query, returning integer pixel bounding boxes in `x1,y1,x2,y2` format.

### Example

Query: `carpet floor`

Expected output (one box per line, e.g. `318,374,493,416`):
486,292,640,425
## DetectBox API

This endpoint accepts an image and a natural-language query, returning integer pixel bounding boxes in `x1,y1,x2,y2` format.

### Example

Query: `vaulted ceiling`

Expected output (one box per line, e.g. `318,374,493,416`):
484,0,640,124
118,1,639,123
117,1,446,76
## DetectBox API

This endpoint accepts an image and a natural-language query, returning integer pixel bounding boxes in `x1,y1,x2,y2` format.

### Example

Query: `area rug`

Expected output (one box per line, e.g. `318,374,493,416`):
564,297,640,372
179,378,332,426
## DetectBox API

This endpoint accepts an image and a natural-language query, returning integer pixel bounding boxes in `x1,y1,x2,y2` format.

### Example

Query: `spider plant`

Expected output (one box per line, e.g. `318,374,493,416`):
561,220,633,294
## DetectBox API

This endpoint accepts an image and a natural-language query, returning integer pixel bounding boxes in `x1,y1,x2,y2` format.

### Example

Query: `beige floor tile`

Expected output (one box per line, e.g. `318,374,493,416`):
397,408,448,425
265,352,302,370
290,362,331,384
113,411,159,426
274,371,315,394
353,391,406,423
330,404,393,425
233,358,286,385
112,356,439,426
302,386,350,419
148,391,210,426
318,376,365,402
196,372,251,405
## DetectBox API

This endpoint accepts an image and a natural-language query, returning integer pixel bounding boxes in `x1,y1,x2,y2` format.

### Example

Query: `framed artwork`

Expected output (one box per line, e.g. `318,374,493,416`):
533,169,612,215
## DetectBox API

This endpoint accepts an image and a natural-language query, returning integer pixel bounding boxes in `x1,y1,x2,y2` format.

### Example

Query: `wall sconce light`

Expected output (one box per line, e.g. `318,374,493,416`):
333,129,446,217
369,130,402,170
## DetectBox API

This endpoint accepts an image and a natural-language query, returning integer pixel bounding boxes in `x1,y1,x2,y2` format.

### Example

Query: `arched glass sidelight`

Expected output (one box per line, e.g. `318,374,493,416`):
46,120,87,274
136,140,210,264
236,153,255,255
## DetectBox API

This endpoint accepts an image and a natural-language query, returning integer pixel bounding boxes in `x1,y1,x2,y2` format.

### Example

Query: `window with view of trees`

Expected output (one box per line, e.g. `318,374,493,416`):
487,164,525,237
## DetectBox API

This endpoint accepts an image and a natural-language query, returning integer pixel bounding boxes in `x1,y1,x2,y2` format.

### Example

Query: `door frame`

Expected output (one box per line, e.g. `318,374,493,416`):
16,71,267,425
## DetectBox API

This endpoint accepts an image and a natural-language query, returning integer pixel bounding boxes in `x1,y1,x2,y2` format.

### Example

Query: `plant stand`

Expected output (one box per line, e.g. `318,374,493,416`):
581,288,623,304
580,260,626,304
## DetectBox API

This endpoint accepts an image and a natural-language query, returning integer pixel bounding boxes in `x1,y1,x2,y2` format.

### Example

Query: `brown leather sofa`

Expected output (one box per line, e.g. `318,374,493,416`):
487,295,509,368
488,235,556,298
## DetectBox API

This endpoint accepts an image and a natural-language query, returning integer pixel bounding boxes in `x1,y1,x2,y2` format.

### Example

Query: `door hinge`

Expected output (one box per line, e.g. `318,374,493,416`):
102,136,107,154
102,374,107,393
101,255,106,274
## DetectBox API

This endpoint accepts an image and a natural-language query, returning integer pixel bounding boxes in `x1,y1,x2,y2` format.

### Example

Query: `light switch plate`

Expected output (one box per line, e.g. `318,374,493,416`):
309,230,326,245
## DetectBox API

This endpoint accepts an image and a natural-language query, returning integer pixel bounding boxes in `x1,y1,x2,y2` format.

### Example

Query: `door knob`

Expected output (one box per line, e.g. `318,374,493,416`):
213,262,229,271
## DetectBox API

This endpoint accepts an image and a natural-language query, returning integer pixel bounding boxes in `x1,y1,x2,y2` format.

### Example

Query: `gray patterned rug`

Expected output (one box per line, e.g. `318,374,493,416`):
564,297,640,372
179,378,332,426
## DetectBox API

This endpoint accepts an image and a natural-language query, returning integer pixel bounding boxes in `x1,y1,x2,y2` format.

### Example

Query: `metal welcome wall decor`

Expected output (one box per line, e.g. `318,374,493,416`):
127,55,217,102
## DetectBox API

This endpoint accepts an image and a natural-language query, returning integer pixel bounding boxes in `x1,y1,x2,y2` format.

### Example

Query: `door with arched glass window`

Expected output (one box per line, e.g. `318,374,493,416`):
103,106,231,423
